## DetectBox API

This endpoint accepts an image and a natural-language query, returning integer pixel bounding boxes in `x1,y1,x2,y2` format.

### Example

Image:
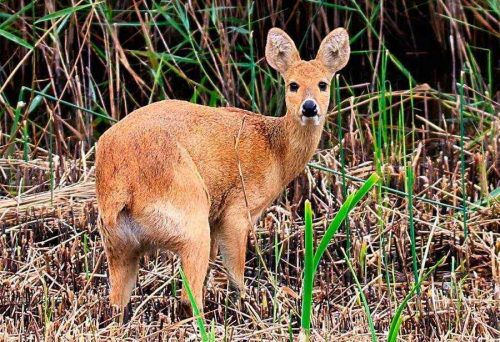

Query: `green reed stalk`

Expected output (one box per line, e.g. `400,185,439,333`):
22,120,29,161
300,200,314,337
247,1,257,112
407,79,419,288
458,72,468,239
336,75,349,255
301,173,379,337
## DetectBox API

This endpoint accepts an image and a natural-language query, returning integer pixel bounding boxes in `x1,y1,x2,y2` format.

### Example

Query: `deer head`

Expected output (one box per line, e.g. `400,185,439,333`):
265,27,350,126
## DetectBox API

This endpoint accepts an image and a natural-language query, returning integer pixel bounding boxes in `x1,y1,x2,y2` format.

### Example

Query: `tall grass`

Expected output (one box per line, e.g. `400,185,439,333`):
301,172,379,337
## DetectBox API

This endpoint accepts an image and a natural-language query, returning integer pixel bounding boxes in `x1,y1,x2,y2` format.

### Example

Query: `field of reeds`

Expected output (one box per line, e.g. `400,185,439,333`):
0,0,498,340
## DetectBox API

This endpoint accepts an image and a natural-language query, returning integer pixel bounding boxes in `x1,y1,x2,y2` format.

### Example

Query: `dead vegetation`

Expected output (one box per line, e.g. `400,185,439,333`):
0,0,499,340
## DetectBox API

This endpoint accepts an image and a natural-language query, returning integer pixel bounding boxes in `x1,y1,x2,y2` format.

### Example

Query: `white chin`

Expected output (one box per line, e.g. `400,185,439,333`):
301,115,321,126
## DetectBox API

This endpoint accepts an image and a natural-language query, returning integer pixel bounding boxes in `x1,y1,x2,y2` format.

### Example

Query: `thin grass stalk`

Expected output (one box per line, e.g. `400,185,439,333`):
83,233,90,280
22,120,29,161
247,1,257,112
341,248,377,342
458,71,468,239
6,102,22,157
49,119,54,205
20,86,115,122
335,75,349,255
486,48,492,101
387,256,447,342
405,160,419,287
407,76,419,287
378,48,391,291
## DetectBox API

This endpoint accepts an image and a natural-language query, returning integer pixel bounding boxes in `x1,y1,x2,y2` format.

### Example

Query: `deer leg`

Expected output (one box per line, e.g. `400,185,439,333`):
203,232,218,288
178,217,211,315
209,234,218,261
106,246,141,310
103,212,143,311
218,215,250,301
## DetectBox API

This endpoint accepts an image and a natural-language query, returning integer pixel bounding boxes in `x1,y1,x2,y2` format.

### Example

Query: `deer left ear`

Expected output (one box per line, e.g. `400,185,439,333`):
315,28,350,77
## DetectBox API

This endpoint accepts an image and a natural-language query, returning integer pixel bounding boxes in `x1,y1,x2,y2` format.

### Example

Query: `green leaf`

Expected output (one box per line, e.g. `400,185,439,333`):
0,2,35,30
313,172,380,271
0,28,33,49
28,84,51,114
34,3,94,24
300,173,379,337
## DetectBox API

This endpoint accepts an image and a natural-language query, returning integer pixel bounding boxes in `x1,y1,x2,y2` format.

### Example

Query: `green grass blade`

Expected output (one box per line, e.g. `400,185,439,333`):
0,28,33,49
387,256,447,342
34,3,95,23
179,268,209,342
313,173,379,271
300,200,314,336
22,120,29,161
457,73,469,239
342,248,377,342
336,75,349,255
0,2,35,30
406,163,419,287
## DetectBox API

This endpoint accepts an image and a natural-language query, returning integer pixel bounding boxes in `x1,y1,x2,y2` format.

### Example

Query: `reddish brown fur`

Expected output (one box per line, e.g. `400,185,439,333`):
95,27,350,312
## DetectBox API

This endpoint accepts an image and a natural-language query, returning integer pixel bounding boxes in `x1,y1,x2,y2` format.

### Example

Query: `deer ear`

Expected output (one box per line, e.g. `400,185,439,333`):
265,28,300,75
316,28,350,77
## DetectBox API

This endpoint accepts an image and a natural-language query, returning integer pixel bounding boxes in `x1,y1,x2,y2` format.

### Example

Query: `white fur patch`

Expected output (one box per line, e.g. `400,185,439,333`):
144,202,186,231
115,211,142,247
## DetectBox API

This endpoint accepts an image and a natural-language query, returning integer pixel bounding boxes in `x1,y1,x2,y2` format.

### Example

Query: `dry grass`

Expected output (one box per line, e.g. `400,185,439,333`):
1,111,498,339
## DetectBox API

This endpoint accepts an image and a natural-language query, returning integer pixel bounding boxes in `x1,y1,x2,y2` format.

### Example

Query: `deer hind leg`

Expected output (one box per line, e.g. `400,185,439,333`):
136,146,211,314
103,212,143,309
177,216,210,312
132,200,210,316
107,249,140,308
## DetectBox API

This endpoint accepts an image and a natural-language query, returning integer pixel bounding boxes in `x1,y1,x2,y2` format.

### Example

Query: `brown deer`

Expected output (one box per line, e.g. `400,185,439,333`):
95,27,350,313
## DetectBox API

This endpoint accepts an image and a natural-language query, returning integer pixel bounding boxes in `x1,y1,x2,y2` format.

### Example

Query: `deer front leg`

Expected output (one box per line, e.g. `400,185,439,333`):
209,233,218,261
217,214,250,301
203,231,219,289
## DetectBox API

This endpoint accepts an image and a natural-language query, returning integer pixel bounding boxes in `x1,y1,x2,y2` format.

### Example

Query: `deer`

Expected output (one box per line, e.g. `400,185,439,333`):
95,27,350,314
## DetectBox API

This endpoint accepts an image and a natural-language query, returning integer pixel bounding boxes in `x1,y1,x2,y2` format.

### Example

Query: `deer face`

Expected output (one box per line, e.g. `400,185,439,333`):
265,28,350,126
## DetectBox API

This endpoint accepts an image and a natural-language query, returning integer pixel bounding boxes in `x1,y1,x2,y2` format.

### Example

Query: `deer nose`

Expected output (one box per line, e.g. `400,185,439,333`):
302,100,318,117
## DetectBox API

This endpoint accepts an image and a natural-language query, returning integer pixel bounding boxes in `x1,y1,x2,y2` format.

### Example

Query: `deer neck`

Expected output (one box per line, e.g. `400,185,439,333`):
274,111,324,185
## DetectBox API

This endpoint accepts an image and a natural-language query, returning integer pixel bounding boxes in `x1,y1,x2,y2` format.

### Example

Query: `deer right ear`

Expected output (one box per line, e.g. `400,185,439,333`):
265,28,300,76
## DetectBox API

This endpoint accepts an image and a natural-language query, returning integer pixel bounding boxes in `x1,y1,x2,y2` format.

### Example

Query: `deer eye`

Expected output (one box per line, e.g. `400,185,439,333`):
289,82,299,92
318,81,328,91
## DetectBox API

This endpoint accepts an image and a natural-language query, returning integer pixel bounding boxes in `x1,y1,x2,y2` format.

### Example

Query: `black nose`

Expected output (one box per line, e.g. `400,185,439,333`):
302,100,318,117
